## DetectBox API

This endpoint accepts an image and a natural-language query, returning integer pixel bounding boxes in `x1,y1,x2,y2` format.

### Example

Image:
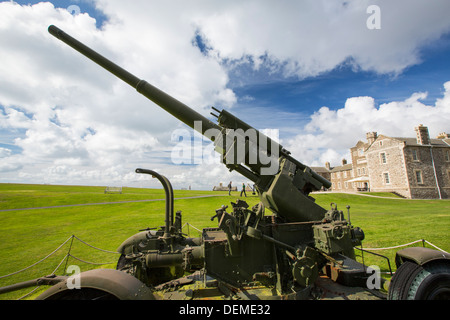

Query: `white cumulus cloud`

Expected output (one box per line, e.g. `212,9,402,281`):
285,81,450,167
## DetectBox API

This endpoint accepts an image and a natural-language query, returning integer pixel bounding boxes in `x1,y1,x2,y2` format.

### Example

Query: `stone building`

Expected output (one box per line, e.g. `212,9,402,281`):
329,159,354,192
348,134,374,191
365,125,450,199
213,182,237,191
311,162,332,190
322,125,450,199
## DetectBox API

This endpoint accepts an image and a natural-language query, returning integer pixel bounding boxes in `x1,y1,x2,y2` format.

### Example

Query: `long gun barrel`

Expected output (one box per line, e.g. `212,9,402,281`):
48,25,331,222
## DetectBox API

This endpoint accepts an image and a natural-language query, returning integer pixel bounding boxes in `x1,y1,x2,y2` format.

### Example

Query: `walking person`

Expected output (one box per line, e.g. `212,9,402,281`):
240,182,247,197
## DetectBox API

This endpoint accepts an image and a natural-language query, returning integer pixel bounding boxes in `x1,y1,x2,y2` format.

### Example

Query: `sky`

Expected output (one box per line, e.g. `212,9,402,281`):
1,0,450,190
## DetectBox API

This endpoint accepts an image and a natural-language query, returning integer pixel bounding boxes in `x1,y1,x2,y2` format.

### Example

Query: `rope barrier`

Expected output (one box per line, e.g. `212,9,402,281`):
0,232,447,299
0,236,73,279
361,239,448,253
15,253,73,300
362,239,424,251
182,222,202,236
423,240,448,253
17,286,39,300
1,234,447,281
0,235,119,280
72,235,120,254
67,254,116,266
0,235,121,299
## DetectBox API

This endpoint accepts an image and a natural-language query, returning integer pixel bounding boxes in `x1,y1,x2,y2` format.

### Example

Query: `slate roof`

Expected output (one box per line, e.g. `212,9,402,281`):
391,137,450,148
329,163,353,173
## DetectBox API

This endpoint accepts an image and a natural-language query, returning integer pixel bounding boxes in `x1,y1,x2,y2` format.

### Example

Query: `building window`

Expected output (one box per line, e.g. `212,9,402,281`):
415,170,423,184
446,150,450,162
344,182,348,189
343,171,347,178
380,152,387,164
412,149,419,161
383,172,390,184
379,141,383,146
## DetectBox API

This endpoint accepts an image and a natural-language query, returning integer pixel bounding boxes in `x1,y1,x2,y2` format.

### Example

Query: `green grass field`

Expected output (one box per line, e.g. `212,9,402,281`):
0,183,448,300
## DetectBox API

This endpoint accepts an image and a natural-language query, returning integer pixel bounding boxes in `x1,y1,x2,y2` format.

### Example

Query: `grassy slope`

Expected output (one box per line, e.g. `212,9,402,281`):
0,184,448,299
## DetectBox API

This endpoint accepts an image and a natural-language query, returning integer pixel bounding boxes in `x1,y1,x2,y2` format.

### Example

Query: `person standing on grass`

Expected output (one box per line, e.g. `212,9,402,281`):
228,181,232,195
240,183,247,197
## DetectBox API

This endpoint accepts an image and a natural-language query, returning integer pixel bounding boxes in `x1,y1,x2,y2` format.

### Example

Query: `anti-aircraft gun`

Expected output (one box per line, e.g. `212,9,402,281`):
33,26,449,300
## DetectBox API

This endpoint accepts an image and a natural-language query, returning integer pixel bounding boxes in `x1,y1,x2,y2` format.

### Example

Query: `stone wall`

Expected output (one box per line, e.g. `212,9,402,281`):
329,159,354,191
365,135,411,198
350,140,370,190
404,146,440,199
322,126,450,199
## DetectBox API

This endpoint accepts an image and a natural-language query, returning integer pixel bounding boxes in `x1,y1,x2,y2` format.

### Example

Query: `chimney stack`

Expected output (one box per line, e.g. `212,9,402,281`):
366,132,378,144
325,162,331,170
415,124,430,145
342,159,347,166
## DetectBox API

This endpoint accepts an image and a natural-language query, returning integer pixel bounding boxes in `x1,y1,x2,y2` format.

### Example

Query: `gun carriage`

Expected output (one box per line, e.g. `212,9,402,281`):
5,26,448,301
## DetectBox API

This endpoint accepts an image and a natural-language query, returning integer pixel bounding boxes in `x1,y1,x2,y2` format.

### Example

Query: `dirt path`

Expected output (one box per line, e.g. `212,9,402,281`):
311,191,406,200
